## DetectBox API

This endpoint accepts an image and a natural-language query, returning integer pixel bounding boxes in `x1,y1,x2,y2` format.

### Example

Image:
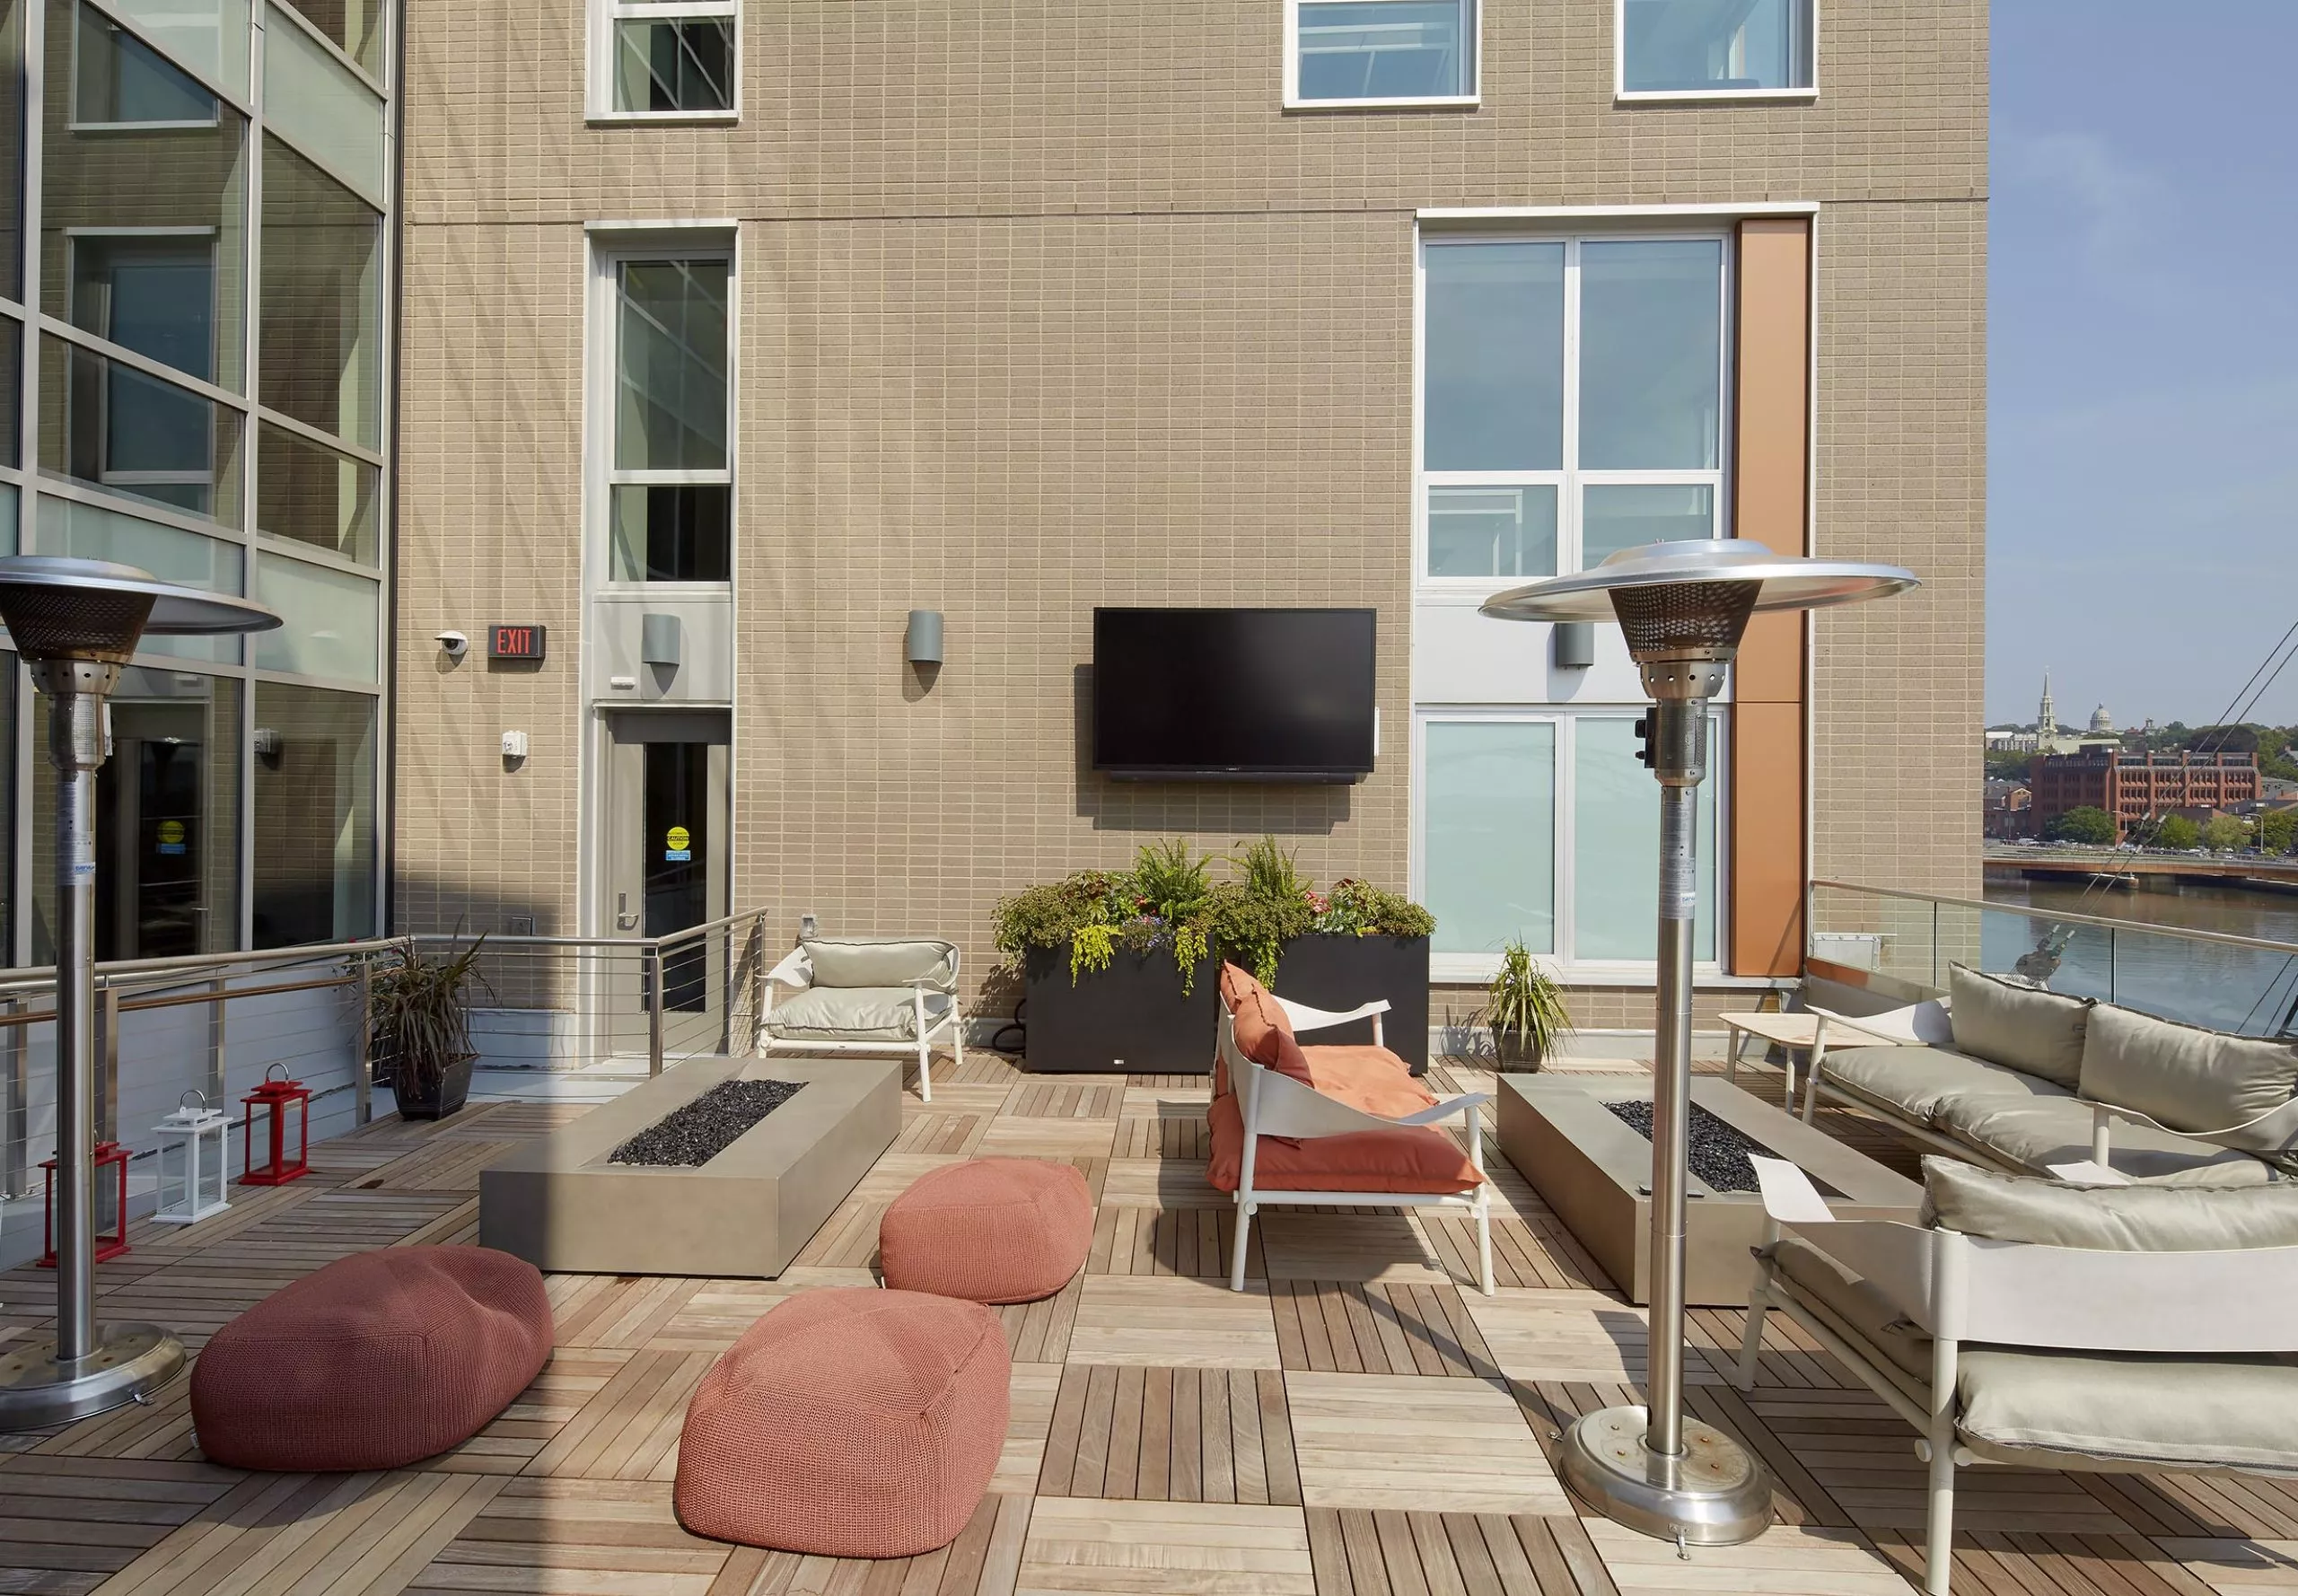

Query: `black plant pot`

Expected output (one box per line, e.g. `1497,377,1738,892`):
1022,946,1219,1074
1493,1034,1545,1073
1267,934,1432,1074
396,1053,475,1121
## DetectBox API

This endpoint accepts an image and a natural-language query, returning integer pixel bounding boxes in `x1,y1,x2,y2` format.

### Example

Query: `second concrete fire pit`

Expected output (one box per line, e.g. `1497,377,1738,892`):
479,1056,900,1277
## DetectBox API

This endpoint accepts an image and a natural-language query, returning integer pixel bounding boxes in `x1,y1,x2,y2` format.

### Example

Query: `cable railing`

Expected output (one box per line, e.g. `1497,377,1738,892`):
0,909,776,1210
1809,879,2298,1037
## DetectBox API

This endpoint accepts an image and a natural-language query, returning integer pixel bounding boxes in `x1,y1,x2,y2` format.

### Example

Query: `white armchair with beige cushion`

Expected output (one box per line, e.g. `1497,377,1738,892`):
762,938,960,1101
1737,1154,2298,1594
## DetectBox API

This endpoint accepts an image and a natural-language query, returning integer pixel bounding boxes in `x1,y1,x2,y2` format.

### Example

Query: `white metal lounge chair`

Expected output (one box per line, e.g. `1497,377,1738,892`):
1215,995,1495,1295
761,937,961,1102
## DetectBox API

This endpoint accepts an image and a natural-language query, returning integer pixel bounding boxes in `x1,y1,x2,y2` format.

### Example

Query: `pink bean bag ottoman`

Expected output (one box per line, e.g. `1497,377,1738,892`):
675,1288,1009,1557
878,1158,1092,1303
192,1246,552,1470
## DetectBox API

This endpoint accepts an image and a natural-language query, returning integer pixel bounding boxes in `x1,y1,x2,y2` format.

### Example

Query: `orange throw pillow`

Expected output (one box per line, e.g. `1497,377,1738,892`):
1216,962,1313,1092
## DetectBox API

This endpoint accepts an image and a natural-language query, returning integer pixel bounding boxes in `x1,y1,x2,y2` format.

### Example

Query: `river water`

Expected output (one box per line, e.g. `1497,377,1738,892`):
1979,877,2298,1035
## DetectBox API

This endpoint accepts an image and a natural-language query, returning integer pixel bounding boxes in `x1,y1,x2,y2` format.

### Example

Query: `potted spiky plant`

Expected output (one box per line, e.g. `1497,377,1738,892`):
1482,937,1572,1071
370,934,492,1120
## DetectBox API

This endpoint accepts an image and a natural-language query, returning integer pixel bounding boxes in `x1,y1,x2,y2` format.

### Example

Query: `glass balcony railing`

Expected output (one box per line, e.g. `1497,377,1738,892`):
1809,878,2298,1037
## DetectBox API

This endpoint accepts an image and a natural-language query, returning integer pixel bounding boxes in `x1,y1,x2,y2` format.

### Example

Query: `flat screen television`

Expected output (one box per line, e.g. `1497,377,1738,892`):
1092,608,1376,782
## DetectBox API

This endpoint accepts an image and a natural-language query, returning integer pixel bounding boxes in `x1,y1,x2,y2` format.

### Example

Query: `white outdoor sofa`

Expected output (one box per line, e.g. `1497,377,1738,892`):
762,937,961,1101
1737,1153,2298,1594
1213,981,1495,1296
1797,963,2298,1184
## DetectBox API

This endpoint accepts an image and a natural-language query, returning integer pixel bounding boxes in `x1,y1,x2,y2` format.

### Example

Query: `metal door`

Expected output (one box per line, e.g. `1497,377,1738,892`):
600,712,730,1061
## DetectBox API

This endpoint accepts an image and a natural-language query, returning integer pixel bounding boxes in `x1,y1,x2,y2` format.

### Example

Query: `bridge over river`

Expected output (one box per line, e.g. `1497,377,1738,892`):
1983,849,2298,891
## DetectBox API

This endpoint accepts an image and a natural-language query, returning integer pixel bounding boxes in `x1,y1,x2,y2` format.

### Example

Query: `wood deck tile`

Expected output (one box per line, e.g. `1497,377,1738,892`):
1069,1278,1280,1368
1254,1215,1448,1285
1583,1519,1908,1594
1270,1282,1501,1380
1283,1372,1568,1515
2152,1538,2298,1592
1462,1290,1726,1385
1099,1157,1227,1209
1088,1207,1255,1279
995,1277,1083,1365
1016,1498,1312,1596
1036,1366,1299,1506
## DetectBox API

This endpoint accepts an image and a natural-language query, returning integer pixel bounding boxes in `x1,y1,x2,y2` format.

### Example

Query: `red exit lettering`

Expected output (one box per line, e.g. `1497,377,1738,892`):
488,624,547,661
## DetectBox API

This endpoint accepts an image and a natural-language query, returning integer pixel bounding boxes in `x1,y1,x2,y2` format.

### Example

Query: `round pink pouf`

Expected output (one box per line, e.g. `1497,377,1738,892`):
879,1158,1093,1304
674,1288,1009,1557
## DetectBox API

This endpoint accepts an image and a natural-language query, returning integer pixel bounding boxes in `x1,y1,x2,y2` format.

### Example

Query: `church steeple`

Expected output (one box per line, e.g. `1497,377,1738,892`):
2038,671,2057,744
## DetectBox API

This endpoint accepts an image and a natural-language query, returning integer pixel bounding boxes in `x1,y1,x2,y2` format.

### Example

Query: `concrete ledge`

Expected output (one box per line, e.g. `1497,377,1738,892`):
479,1055,900,1278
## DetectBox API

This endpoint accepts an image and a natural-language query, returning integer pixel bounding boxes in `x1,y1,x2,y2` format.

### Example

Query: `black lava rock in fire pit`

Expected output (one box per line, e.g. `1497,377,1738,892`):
1601,1099,1776,1194
609,1079,804,1168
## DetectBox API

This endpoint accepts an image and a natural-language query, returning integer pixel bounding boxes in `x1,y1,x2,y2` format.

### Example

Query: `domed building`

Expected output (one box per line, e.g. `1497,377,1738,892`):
2090,706,2116,735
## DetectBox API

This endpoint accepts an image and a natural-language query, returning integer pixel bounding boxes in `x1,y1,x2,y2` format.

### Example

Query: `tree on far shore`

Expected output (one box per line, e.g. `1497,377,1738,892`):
2200,814,2250,854
2153,814,2201,850
2045,806,2117,846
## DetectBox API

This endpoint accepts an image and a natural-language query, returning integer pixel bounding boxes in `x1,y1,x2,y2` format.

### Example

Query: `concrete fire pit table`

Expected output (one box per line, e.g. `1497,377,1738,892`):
480,1056,900,1277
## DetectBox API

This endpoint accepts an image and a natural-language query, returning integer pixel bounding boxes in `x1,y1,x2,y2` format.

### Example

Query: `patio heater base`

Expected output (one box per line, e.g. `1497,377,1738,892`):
0,1324,186,1430
1557,1406,1772,1548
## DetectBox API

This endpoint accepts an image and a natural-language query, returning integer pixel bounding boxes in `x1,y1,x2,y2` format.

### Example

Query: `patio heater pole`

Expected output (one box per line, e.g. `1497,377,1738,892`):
0,558,276,1431
1481,539,1916,1548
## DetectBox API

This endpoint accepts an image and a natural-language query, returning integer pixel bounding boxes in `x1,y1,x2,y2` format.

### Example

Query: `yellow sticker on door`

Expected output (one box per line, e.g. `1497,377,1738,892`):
157,819,188,856
664,825,692,863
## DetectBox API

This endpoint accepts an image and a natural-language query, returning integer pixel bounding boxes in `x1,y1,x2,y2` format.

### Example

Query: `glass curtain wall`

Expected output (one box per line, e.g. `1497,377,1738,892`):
0,0,391,962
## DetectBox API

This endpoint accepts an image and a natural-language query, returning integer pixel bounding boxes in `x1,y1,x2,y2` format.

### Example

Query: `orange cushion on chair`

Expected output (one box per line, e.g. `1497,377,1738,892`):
1302,1044,1439,1118
1206,1090,1484,1195
674,1289,1009,1557
190,1246,552,1471
1216,962,1312,1094
880,1158,1093,1303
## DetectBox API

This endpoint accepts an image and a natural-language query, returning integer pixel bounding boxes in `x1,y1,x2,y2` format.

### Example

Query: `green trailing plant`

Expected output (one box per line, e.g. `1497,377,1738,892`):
369,934,493,1106
989,837,1436,993
1481,937,1571,1068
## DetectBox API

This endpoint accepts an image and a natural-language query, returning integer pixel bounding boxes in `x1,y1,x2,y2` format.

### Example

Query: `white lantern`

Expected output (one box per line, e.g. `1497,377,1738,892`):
153,1091,230,1224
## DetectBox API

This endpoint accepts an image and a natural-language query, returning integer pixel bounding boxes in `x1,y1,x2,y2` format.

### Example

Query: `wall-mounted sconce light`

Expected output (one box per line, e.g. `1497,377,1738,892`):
905,609,943,666
252,728,284,764
501,731,529,762
640,614,680,668
1553,621,1596,670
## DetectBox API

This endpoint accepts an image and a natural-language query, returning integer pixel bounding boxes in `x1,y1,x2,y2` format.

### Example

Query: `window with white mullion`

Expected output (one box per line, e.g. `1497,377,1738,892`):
605,254,731,584
1417,232,1728,587
594,0,736,117
1286,0,1477,106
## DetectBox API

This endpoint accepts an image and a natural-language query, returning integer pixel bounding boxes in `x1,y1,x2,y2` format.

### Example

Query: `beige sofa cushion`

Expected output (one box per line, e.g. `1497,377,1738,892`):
1765,1238,1930,1399
767,986,952,1042
1957,1346,2298,1474
1922,1156,2298,1245
2078,1004,2298,1159
1936,1097,2276,1186
1948,964,2092,1088
1819,1044,2068,1126
802,939,958,993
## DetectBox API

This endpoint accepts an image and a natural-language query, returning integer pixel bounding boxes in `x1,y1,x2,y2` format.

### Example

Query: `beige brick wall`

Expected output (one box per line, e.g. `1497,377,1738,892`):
394,0,1988,1016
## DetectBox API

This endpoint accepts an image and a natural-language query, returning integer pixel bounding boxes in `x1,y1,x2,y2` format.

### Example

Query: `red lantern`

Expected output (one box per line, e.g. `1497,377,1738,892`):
241,1063,311,1186
40,1139,132,1266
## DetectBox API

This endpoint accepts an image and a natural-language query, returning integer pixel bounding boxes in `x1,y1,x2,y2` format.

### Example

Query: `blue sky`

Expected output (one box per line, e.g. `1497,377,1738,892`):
1987,2,2298,729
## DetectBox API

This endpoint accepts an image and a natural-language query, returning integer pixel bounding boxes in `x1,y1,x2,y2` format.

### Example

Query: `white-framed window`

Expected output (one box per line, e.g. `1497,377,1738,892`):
590,241,733,584
588,0,737,121
1414,708,1726,981
1417,232,1727,593
1615,0,1816,101
1285,0,1478,109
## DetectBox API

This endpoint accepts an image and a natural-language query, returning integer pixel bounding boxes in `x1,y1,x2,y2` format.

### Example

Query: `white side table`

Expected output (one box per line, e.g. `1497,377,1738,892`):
1718,1009,1893,1110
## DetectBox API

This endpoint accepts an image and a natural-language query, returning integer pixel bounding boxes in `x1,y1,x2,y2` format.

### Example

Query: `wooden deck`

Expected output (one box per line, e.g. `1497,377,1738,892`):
4,1053,2297,1596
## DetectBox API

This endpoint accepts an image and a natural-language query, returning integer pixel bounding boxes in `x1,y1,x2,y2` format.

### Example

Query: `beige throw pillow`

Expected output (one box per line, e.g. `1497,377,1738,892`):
1947,964,2092,1088
802,938,959,991
2078,1004,2298,1157
1923,1156,2298,1250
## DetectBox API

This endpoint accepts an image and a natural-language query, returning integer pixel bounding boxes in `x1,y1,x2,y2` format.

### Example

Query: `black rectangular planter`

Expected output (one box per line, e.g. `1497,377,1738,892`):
1022,934,1431,1076
1023,946,1220,1074
1267,934,1431,1074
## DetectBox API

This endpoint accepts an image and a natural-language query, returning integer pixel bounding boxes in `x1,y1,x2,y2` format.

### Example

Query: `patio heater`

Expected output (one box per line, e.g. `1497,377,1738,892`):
1480,538,1916,1547
0,557,278,1430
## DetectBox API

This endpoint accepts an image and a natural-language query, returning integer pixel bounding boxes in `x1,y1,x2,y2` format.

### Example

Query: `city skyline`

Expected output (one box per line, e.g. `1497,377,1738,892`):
1987,0,2298,728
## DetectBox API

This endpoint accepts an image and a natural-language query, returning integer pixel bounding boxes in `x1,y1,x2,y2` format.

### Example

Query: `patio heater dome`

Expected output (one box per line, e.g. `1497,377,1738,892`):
0,557,276,1431
1478,537,1916,1549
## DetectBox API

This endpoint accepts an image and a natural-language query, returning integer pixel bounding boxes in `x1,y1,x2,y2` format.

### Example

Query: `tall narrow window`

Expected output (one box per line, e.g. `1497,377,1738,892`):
1619,0,1814,97
610,255,731,583
1287,0,1475,106
594,0,735,117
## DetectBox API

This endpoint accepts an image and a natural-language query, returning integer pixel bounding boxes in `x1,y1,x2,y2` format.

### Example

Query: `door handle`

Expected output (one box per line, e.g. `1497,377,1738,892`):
616,891,639,931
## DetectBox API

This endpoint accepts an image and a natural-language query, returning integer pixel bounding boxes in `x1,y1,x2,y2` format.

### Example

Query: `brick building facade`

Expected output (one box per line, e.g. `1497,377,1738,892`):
2030,751,2260,836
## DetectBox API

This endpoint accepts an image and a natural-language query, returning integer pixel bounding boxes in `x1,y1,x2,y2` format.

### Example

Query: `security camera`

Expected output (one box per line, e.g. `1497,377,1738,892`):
436,630,469,657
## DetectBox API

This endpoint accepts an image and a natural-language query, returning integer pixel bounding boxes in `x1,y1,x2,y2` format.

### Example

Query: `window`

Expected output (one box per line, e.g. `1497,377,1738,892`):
592,0,735,118
1286,0,1475,107
1618,0,1814,97
251,681,376,948
259,135,382,450
1418,712,1722,971
73,4,217,125
1418,234,1724,585
607,254,731,583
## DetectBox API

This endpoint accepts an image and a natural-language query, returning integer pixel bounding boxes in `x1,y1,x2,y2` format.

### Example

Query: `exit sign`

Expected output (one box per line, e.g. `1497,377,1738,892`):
489,624,547,661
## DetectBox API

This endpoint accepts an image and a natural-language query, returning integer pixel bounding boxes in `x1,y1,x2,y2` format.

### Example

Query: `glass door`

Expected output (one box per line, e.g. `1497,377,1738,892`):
600,712,729,1057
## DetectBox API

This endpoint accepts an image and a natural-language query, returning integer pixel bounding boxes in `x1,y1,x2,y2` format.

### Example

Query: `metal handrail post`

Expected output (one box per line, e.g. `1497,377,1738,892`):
647,945,665,1077
205,977,226,1105
1,997,22,1200
97,979,118,1146
355,955,373,1125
